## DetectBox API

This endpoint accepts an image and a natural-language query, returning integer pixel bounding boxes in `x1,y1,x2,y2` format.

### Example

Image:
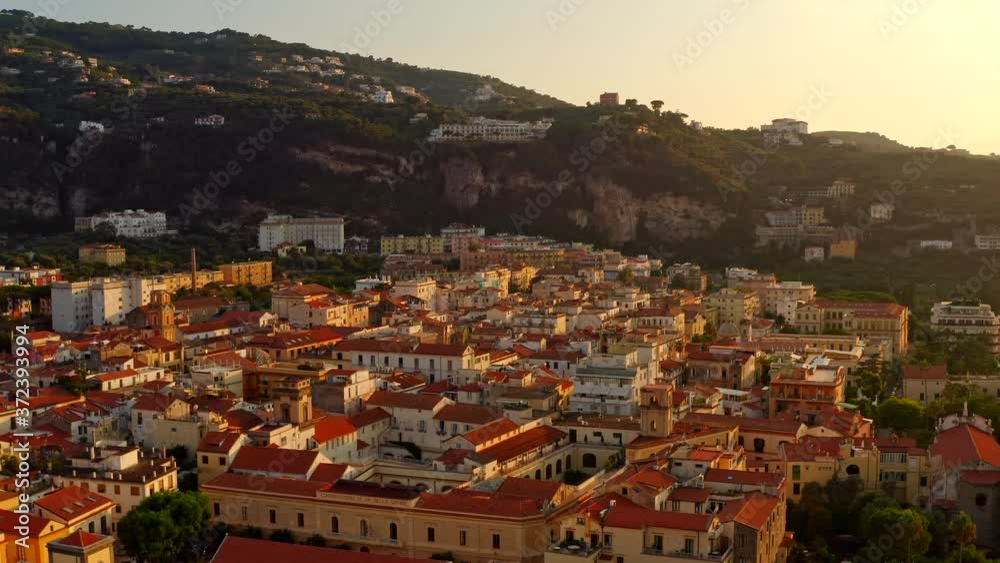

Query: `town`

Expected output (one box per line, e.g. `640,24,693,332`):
0,211,997,563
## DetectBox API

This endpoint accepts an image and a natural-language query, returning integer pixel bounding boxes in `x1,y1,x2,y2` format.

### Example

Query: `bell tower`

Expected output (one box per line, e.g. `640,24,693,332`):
149,290,177,342
639,384,674,437
274,377,312,424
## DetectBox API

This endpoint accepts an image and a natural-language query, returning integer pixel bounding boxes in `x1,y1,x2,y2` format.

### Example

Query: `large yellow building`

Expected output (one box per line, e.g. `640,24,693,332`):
78,244,126,267
220,261,274,287
381,235,446,255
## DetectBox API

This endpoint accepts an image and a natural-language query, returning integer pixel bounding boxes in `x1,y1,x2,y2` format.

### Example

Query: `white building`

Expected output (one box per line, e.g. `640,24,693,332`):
761,118,808,135
258,214,345,253
760,281,817,321
931,301,1000,354
870,203,895,223
569,349,655,416
51,275,168,333
194,114,225,127
975,234,1000,251
428,117,554,144
919,240,953,250
371,89,394,104
74,209,167,238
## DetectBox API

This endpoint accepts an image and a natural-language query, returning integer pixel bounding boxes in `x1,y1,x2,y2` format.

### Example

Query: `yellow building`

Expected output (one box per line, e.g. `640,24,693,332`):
221,261,273,287
380,235,446,255
46,531,115,563
78,244,126,267
704,288,759,325
202,476,551,563
829,239,857,260
0,510,70,563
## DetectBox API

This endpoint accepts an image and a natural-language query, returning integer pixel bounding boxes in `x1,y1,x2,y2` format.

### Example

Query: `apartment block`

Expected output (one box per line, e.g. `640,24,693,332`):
221,261,274,287
258,214,345,253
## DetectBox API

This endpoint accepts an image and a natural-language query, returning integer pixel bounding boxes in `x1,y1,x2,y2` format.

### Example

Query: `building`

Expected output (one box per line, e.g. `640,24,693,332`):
74,209,167,238
870,203,895,223
78,244,126,266
371,89,394,104
764,206,825,227
829,238,858,260
758,281,816,321
704,288,759,326
570,349,655,415
194,114,225,126
975,234,1000,251
0,266,62,286
220,261,273,287
761,118,808,135
931,301,1000,354
599,92,620,106
790,300,909,356
380,235,446,255
259,215,345,253
429,117,554,143
767,358,846,417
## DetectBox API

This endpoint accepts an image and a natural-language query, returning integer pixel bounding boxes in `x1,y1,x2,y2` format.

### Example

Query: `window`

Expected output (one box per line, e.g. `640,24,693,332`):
297,513,305,527
219,456,226,465
331,517,340,534
684,538,695,554
459,530,467,546
97,484,106,493
793,483,801,495
213,503,220,516
603,534,612,547
792,465,801,480
492,534,501,549
976,494,988,507
241,506,248,521
269,510,276,524
130,486,140,496
360,520,369,537
427,527,436,542
201,455,209,464
920,477,928,487
583,453,597,468
114,485,120,495
390,523,399,541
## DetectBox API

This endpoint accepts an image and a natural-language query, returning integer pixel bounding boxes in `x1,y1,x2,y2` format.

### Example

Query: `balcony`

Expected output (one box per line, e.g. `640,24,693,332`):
330,532,400,546
547,541,603,559
641,547,733,562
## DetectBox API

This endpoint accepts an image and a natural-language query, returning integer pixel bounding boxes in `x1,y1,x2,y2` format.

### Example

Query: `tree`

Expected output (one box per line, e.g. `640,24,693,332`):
876,398,926,436
303,534,327,547
862,508,930,563
650,100,664,114
118,491,211,563
270,529,296,543
949,512,977,563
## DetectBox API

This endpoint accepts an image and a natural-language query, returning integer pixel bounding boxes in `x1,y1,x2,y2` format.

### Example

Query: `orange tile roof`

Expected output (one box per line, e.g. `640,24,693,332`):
349,407,391,428
930,423,1000,468
54,530,110,548
211,535,438,563
479,426,566,463
717,492,781,530
34,486,113,522
313,415,357,443
198,431,243,454
416,490,543,518
461,417,519,446
366,390,446,411
231,447,320,476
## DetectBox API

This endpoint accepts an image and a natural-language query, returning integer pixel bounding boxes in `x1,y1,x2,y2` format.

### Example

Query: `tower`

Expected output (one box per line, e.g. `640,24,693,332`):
190,248,198,291
639,384,674,437
274,377,312,424
148,290,177,342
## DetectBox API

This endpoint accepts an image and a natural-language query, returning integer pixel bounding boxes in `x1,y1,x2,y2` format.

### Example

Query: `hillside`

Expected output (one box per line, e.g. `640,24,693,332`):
4,10,1000,273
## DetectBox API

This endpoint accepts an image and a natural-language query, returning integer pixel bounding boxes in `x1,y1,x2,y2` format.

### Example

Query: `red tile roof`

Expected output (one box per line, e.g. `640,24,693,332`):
581,494,714,531
308,463,349,483
930,423,1000,468
54,530,110,548
902,364,948,380
132,394,185,413
717,492,781,530
34,486,113,522
198,431,243,454
211,535,438,563
495,477,563,501
202,473,331,496
432,404,503,425
366,390,446,411
231,447,320,477
479,426,566,463
704,469,785,489
461,417,519,446
313,415,357,443
349,407,391,428
416,491,543,518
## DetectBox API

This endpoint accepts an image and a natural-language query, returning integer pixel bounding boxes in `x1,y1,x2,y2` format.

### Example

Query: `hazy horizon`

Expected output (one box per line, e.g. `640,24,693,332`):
9,0,999,154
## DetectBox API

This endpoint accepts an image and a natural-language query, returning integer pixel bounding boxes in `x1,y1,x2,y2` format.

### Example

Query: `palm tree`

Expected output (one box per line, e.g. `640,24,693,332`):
650,100,664,114
949,512,976,563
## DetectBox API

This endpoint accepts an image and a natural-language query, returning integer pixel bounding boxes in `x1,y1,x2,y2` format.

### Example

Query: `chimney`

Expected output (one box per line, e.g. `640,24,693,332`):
191,248,198,291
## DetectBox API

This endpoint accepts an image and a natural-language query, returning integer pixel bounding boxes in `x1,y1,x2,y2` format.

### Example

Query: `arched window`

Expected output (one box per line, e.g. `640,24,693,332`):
976,494,988,507
846,465,860,476
583,453,598,468
360,519,369,537
331,516,340,534
556,459,563,474
546,465,553,479
390,523,398,541
535,469,542,479
753,438,765,453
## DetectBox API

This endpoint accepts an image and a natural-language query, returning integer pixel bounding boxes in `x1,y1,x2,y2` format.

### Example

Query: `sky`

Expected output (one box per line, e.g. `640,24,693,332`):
10,0,1000,154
